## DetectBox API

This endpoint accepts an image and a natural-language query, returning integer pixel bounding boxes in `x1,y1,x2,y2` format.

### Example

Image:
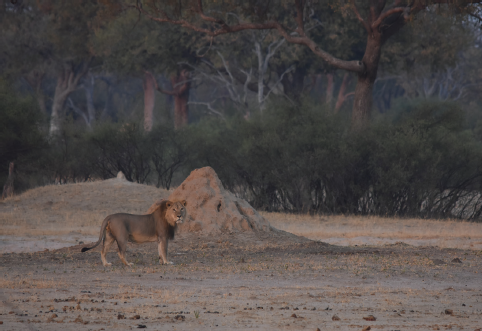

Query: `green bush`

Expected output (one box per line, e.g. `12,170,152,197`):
6,90,482,220
182,100,482,219
0,78,47,190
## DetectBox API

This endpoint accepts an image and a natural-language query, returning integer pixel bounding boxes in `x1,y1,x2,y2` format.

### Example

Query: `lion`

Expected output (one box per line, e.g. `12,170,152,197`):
81,200,187,266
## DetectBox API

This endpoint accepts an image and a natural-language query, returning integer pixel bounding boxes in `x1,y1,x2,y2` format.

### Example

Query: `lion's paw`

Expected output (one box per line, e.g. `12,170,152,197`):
162,261,174,265
103,262,112,267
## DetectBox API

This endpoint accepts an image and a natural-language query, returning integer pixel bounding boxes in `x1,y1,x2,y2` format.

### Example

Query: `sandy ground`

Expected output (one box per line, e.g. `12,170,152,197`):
1,180,482,330
1,232,481,331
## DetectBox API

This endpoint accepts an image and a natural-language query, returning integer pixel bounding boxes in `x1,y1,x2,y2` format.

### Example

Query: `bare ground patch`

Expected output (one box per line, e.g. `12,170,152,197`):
1,233,481,330
1,180,482,330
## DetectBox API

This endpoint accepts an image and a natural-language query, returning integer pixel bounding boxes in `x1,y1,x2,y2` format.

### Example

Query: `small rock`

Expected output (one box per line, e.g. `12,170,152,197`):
362,327,371,331
291,313,297,318
431,259,446,265
74,315,83,323
316,328,321,331
363,315,376,321
137,325,146,329
451,258,462,263
444,309,453,315
117,314,125,320
131,315,141,320
174,315,185,321
332,314,340,321
76,304,81,310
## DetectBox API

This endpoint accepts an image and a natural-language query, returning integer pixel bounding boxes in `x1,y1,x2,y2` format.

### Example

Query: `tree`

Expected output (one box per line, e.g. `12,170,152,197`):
0,0,99,135
130,0,482,127
93,9,204,128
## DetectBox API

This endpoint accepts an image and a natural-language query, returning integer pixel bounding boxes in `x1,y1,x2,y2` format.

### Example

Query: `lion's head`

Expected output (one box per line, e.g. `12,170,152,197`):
164,200,187,226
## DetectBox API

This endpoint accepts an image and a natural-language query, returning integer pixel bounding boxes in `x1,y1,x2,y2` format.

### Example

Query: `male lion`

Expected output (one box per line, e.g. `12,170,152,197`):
81,200,187,266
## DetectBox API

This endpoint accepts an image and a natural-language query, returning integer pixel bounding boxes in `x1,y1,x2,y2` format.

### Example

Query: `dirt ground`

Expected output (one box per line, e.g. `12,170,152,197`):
1,180,482,330
1,231,481,331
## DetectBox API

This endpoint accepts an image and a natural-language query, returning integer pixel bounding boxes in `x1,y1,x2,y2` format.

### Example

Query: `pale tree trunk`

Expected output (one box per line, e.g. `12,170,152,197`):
255,42,265,110
143,72,155,132
83,73,96,127
254,37,285,111
49,62,90,136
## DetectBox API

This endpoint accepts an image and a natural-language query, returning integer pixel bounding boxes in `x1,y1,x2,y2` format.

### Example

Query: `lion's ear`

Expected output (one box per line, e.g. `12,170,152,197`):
166,201,171,207
181,200,187,206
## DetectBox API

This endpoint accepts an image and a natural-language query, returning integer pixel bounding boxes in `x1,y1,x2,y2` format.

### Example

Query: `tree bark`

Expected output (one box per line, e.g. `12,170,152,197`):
143,71,155,132
147,70,190,129
352,32,382,128
171,70,190,128
83,73,96,128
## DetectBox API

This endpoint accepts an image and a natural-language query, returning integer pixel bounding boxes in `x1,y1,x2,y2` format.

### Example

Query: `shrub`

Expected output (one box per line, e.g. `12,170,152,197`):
0,78,47,190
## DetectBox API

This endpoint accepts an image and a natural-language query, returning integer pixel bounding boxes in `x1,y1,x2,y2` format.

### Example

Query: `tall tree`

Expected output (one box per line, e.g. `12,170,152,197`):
0,0,99,135
130,0,482,127
93,9,203,128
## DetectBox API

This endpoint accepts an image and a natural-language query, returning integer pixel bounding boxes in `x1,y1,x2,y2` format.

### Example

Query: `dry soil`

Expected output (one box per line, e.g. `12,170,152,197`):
1,179,481,331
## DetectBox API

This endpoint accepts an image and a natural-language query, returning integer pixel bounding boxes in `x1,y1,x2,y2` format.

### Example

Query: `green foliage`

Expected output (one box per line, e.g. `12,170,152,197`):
183,100,482,219
8,96,482,219
0,78,46,187
88,122,152,183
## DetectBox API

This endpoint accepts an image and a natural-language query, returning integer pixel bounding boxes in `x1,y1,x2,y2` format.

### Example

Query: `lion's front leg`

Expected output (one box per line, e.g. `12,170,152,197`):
157,238,173,265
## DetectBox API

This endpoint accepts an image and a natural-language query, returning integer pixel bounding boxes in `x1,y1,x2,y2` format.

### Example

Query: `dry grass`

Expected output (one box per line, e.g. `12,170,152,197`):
1,178,481,251
0,178,170,237
262,212,482,249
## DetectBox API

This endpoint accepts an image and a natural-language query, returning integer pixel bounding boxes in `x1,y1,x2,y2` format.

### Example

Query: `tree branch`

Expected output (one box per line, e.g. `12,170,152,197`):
351,0,371,33
133,1,366,74
145,70,177,96
371,7,405,29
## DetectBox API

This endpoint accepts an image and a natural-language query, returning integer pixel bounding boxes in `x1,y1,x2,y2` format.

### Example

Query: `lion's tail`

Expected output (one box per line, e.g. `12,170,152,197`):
81,216,110,253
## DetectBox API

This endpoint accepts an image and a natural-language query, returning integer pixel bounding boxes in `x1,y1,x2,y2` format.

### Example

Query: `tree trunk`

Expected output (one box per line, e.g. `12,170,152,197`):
352,33,382,128
49,63,89,136
2,162,15,200
83,73,96,128
171,70,190,129
143,72,155,132
50,81,70,136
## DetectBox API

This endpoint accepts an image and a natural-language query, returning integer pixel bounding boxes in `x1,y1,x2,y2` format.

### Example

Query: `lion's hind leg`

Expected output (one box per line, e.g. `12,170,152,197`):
117,239,133,266
101,231,115,267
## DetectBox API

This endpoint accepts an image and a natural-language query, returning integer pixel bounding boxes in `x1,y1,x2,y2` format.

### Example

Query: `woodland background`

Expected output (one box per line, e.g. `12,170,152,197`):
2,0,482,219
